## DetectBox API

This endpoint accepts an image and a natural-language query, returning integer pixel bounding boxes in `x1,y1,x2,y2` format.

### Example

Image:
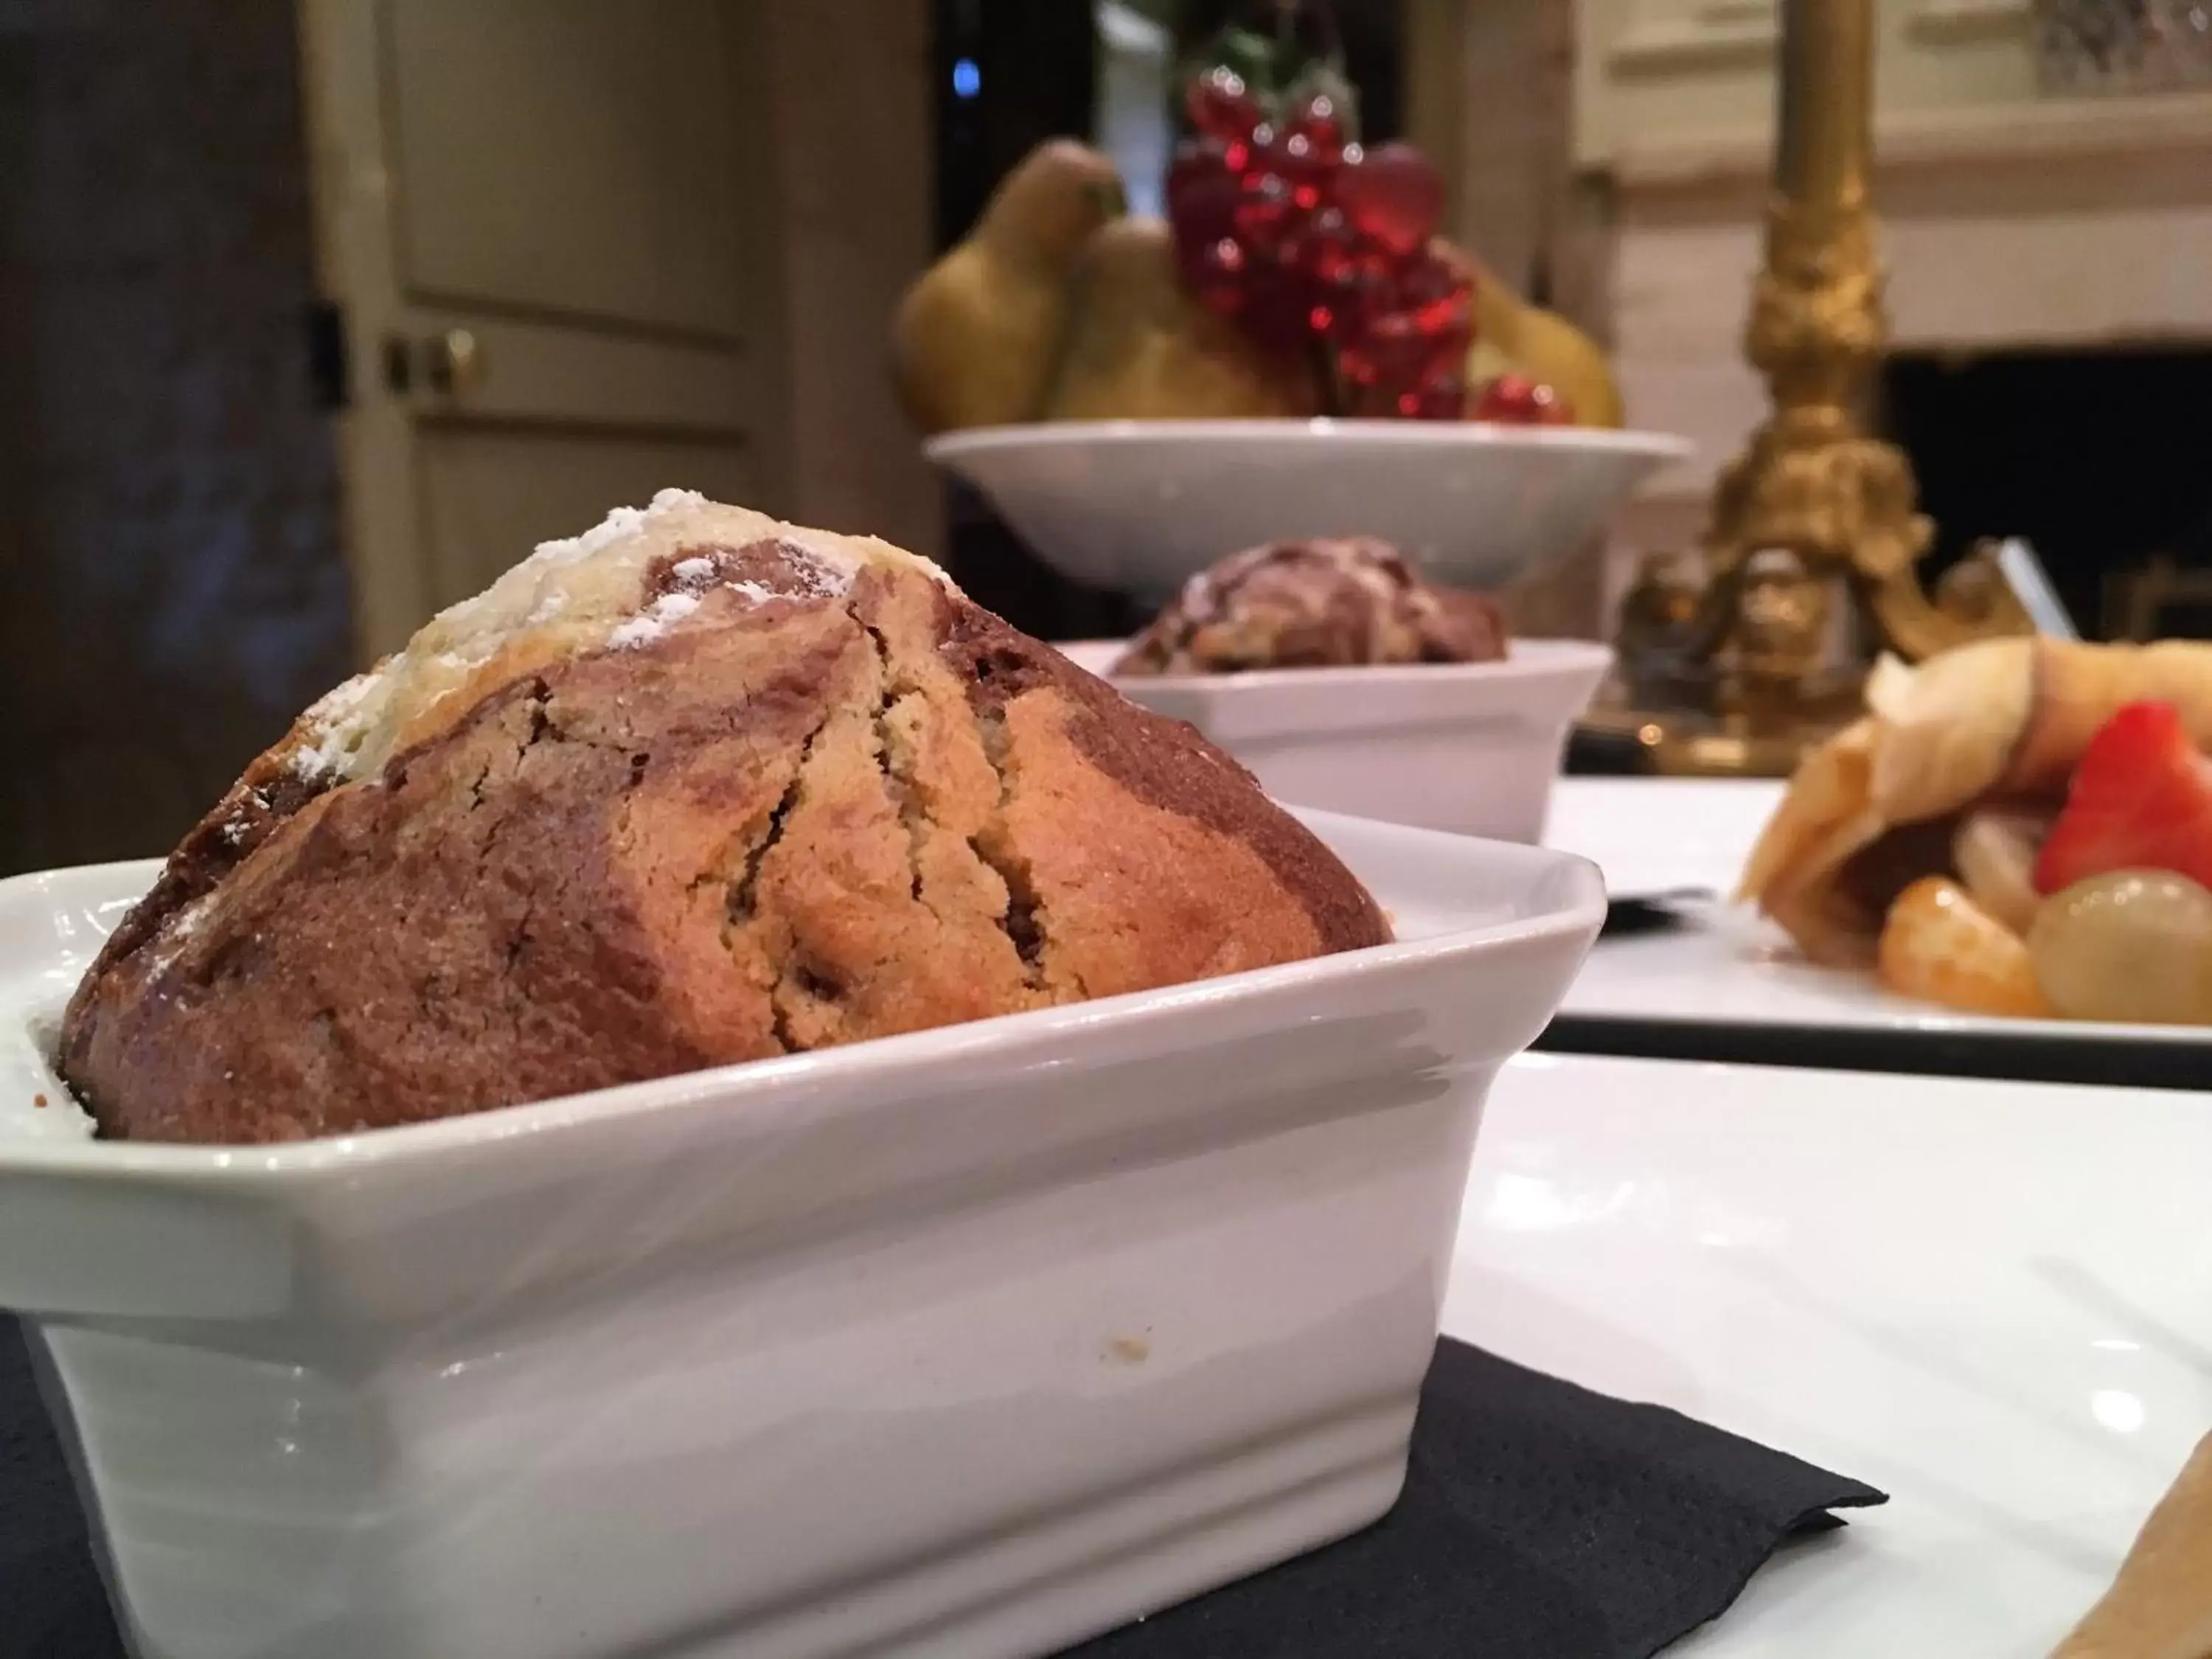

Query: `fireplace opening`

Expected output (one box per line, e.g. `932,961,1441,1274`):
1880,347,2212,641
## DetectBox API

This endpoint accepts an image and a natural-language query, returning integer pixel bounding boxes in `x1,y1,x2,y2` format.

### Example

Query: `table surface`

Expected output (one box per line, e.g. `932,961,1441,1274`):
1450,1051,2210,1658
1543,778,1784,901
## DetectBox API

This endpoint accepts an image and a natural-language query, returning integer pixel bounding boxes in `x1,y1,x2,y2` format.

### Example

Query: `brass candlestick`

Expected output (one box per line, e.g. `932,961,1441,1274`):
1605,0,2029,777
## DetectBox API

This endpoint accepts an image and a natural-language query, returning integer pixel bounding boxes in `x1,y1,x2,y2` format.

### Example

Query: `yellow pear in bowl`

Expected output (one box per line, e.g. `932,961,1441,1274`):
1493,304,1624,429
1043,217,1319,422
1452,243,1625,428
893,140,1127,435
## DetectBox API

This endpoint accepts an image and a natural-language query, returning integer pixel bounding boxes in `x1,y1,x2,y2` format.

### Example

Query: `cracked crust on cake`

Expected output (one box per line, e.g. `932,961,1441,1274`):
58,504,1388,1144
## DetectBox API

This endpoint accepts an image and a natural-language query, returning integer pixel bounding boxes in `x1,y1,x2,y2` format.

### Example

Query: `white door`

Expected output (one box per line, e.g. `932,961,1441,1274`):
297,0,784,657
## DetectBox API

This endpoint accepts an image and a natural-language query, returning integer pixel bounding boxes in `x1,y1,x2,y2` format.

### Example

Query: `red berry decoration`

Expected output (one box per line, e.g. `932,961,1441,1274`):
1187,66,1262,147
1232,164,1298,254
1161,46,1472,421
1335,142,1444,258
1295,205,1354,271
1472,374,1573,426
1252,122,1335,215
1166,141,1242,255
1348,308,1462,418
1397,253,1473,337
1241,249,1312,352
1192,237,1248,318
1285,90,1349,168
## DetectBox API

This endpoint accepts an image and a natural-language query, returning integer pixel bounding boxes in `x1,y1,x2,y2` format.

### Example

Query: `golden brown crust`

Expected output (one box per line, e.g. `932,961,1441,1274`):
936,597,1388,954
60,563,1388,1144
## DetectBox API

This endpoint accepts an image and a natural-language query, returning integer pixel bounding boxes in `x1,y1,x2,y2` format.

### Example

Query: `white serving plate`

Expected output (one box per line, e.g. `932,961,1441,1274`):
1545,779,2212,1052
1451,1052,2212,1657
1061,639,1613,844
1544,776,1785,903
0,812,1603,1659
925,419,1693,599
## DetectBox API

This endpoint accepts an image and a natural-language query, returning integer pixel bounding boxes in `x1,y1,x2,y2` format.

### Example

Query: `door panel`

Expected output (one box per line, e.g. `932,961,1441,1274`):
405,309,756,431
302,0,783,655
417,426,757,606
384,0,753,339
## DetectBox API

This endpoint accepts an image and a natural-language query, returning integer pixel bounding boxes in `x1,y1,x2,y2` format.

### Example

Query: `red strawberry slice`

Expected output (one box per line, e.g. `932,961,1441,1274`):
2035,700,2212,895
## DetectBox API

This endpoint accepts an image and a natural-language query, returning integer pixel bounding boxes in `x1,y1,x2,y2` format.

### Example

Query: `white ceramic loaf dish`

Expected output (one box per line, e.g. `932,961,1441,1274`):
0,812,1602,1659
1062,640,1613,844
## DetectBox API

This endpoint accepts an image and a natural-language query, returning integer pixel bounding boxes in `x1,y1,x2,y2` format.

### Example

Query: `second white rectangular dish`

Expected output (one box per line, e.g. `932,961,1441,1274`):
1062,639,1613,844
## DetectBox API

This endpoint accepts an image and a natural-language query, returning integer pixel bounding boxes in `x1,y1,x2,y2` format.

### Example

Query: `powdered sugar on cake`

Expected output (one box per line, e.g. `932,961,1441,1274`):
608,590,703,649
527,488,709,569
272,493,956,787
143,890,218,979
291,670,386,779
301,669,379,730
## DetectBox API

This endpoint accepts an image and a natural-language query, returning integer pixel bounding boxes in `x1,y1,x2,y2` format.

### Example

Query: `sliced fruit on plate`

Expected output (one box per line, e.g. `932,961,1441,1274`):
1877,875,2051,1019
2036,700,2212,896
1952,810,2048,938
2028,869,2212,1026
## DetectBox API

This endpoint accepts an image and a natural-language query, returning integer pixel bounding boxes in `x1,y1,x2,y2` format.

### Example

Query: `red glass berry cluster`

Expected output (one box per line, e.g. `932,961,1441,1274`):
1471,373,1572,425
1166,67,1471,420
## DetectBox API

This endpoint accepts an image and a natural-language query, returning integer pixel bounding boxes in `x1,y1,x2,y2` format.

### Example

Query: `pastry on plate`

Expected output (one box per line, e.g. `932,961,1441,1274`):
59,492,1388,1144
1113,537,1507,675
1740,637,2212,968
1742,637,2212,1024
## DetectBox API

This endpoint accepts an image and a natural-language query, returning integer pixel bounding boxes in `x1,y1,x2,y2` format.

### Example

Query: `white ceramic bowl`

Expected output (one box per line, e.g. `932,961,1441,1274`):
1062,640,1613,844
925,419,1693,599
0,813,1601,1659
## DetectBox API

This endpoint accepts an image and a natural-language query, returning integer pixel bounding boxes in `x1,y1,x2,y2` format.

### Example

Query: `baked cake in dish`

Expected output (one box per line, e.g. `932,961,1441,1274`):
59,492,1388,1144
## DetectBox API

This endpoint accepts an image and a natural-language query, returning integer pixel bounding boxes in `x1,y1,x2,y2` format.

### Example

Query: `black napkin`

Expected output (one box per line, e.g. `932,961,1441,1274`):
1,1318,121,1659
0,1320,1881,1659
1062,1340,1885,1659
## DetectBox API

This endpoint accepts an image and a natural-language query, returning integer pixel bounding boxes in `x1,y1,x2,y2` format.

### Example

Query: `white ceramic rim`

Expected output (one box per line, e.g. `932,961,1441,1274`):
0,821,1604,1183
1571,947,2212,1046
923,417,1696,465
1067,637,1615,695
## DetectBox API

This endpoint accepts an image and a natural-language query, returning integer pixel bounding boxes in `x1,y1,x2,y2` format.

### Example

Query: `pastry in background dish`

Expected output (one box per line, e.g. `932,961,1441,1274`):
59,491,1388,1145
1113,538,1508,675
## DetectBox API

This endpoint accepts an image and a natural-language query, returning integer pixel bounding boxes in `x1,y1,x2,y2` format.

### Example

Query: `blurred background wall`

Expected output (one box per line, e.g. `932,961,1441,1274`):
0,0,352,875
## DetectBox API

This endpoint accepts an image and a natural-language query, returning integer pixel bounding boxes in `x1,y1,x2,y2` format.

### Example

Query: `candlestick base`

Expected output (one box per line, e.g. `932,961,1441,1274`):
1577,700,1860,779
1608,0,2029,779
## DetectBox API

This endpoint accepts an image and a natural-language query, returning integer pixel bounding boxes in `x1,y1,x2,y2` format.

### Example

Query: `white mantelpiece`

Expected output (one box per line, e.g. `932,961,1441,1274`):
1619,110,2212,492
